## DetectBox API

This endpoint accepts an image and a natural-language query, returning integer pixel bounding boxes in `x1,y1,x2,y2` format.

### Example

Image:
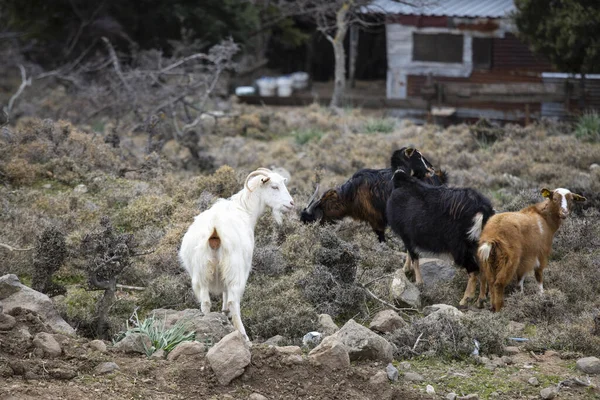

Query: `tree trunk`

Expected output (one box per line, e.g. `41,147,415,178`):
579,72,587,110
95,282,116,339
329,3,351,108
348,25,359,89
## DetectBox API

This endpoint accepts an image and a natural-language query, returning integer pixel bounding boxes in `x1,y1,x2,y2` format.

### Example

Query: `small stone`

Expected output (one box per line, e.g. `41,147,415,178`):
398,361,411,370
308,336,350,370
318,314,339,336
33,332,62,358
16,326,32,341
263,335,284,346
249,394,268,400
150,349,165,359
576,356,600,375
446,394,457,400
274,346,302,356
302,331,322,348
89,340,107,353
426,385,435,395
113,333,152,354
370,370,389,385
167,341,205,361
94,362,120,375
404,372,424,382
386,363,399,381
540,386,557,399
528,377,540,387
504,346,520,355
0,313,16,330
501,356,513,365
282,355,304,365
43,184,52,189
49,367,76,380
457,395,479,400
489,393,499,399
73,184,88,194
369,309,407,334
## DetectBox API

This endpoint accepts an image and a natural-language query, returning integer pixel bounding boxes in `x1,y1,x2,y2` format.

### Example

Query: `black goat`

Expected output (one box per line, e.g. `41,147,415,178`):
386,161,494,307
301,147,447,242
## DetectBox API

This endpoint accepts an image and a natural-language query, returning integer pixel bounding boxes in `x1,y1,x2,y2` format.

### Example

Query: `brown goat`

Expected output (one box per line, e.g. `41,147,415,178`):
477,188,586,311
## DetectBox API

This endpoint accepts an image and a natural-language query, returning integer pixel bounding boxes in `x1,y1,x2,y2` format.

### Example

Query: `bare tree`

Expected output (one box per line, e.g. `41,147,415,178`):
268,0,418,108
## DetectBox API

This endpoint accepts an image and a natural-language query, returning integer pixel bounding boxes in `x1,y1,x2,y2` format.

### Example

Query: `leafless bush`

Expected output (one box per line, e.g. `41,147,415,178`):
31,226,67,296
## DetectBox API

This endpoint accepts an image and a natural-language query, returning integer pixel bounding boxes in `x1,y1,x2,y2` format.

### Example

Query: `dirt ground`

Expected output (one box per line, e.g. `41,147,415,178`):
1,311,599,400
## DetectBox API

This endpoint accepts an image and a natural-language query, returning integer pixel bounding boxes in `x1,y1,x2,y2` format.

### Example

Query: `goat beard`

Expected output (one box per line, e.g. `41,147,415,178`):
272,209,284,225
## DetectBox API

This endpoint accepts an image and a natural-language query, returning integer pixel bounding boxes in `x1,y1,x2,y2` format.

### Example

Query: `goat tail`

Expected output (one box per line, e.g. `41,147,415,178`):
478,241,496,274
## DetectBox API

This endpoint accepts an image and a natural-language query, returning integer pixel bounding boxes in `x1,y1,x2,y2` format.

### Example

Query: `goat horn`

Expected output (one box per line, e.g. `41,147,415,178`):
245,170,269,192
256,167,272,173
305,184,320,212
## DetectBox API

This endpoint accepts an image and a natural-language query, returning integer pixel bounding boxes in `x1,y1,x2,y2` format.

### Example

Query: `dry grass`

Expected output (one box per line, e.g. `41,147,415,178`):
2,107,600,352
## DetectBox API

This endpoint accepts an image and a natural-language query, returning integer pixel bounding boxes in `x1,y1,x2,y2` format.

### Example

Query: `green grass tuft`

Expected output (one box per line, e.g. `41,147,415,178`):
293,128,325,145
363,118,395,134
574,110,600,142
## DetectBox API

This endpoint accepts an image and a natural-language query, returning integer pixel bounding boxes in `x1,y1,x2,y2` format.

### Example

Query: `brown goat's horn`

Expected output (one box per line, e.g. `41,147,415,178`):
305,184,320,212
245,170,269,192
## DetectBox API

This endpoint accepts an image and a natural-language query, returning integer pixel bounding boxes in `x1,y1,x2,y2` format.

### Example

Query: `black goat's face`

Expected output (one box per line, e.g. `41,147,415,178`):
300,186,346,224
394,147,436,179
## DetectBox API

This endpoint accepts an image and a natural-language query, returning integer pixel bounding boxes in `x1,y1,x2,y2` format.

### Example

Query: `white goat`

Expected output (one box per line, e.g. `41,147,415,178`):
179,168,294,340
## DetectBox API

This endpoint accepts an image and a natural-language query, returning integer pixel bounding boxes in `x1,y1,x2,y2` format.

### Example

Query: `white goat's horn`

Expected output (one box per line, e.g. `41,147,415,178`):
244,170,269,192
256,167,272,173
305,184,320,212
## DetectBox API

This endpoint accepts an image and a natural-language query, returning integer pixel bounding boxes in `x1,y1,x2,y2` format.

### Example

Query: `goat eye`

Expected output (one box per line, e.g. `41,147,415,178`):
271,186,279,190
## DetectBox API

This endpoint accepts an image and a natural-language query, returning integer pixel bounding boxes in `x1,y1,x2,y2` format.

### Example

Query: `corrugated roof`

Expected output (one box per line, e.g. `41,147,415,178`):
364,0,516,18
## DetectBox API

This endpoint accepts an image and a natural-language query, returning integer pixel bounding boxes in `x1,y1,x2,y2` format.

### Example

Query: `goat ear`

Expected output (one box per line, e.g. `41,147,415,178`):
572,193,587,202
261,177,271,184
404,147,415,158
541,188,552,198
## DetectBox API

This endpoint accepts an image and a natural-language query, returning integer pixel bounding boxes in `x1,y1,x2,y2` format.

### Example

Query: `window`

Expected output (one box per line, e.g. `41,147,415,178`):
472,37,492,69
412,33,464,63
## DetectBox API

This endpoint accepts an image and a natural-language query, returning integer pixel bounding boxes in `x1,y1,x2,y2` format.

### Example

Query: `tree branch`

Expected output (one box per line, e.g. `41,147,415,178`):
3,65,32,124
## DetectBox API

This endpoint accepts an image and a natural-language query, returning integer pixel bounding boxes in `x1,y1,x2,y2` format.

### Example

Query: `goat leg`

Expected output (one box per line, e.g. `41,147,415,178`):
412,257,423,286
459,272,478,307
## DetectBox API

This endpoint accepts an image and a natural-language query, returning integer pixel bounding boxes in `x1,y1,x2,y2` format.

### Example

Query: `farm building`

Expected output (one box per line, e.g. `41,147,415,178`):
364,0,600,121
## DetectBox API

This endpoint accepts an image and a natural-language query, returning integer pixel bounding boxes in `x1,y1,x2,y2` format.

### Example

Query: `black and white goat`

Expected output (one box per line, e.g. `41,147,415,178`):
301,147,447,242
386,159,494,307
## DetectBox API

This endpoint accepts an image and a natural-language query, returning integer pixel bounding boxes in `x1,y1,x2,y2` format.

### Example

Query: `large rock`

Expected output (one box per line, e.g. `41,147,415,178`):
0,274,74,335
89,340,107,353
369,309,407,334
150,309,233,343
33,332,62,358
576,357,600,375
330,319,394,362
167,341,205,361
113,333,152,354
390,269,421,308
0,312,16,331
419,258,456,286
206,330,251,385
94,362,120,375
318,314,339,336
308,336,350,370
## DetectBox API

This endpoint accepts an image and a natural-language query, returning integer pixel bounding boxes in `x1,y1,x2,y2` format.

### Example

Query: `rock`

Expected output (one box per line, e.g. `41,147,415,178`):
302,331,322,348
249,394,268,400
330,319,394,362
52,333,70,347
528,377,540,387
390,269,421,308
73,184,88,194
446,393,457,400
370,370,388,385
0,313,16,330
426,385,435,395
501,356,513,365
369,309,407,334
318,314,339,336
419,258,456,286
404,372,424,382
113,333,152,354
263,335,285,346
590,163,600,171
167,341,205,361
282,355,304,365
49,367,76,380
94,362,120,375
274,346,302,356
150,349,165,360
89,339,107,353
504,346,520,355
308,336,350,370
150,309,234,343
576,357,600,375
422,304,464,322
489,393,499,398
16,326,32,341
33,332,62,358
0,274,75,335
457,395,479,400
386,363,399,381
206,330,251,385
540,386,557,399
398,361,411,370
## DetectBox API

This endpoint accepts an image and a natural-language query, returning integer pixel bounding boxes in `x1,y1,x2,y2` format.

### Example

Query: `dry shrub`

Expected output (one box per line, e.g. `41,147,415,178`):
502,289,569,325
243,273,318,342
551,209,600,260
116,194,175,231
140,274,196,311
525,314,600,357
544,252,600,308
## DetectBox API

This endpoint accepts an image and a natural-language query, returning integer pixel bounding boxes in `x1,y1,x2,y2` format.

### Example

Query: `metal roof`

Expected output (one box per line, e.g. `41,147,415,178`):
364,0,516,18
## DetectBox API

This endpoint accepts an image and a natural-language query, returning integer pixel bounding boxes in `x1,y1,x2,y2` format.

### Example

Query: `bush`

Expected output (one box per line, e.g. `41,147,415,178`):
31,226,67,296
293,128,324,145
502,289,569,325
574,111,600,142
363,118,395,134
141,274,196,311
